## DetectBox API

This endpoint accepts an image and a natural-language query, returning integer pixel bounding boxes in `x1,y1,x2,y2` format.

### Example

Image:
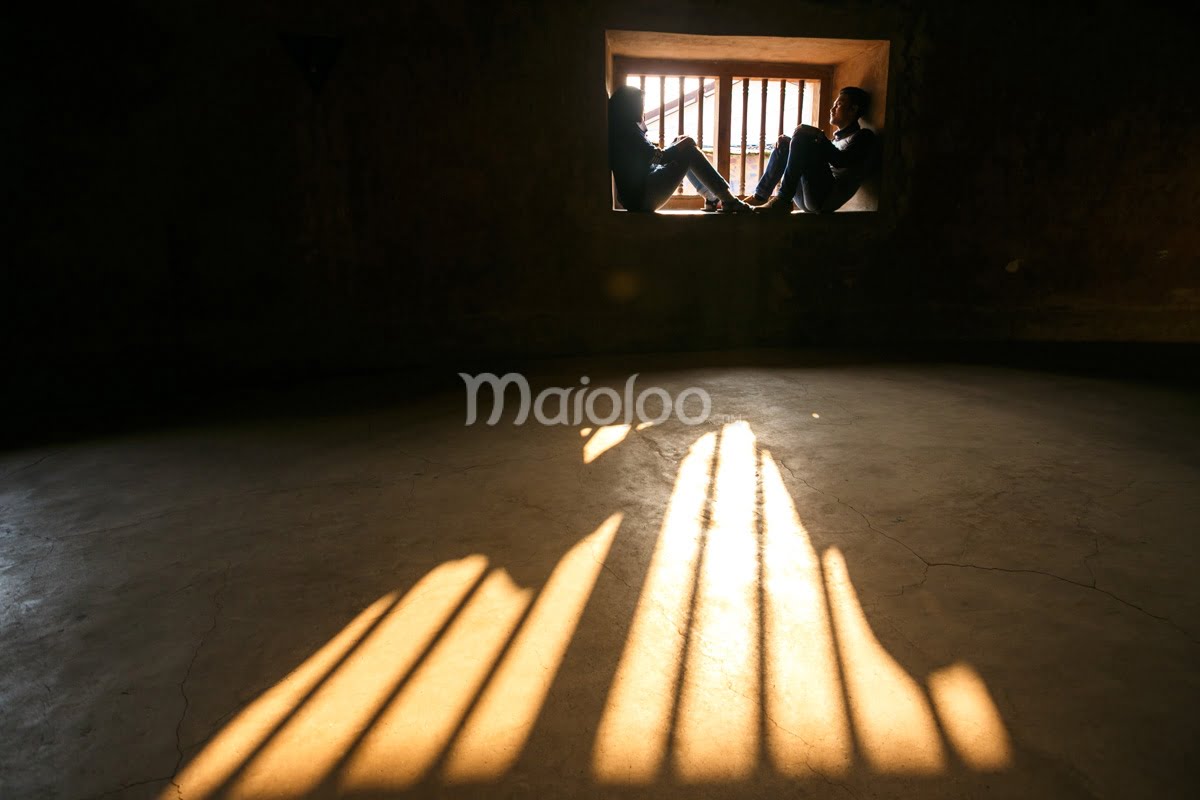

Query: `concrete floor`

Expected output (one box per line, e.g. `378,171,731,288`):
3,357,1199,799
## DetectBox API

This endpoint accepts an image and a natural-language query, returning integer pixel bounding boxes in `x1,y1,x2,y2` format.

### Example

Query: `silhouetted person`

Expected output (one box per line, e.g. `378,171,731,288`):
752,86,877,214
609,85,752,213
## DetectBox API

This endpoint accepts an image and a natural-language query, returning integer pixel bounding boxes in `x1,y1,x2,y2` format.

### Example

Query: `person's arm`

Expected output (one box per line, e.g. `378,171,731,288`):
610,122,659,208
634,127,662,162
658,139,690,165
613,123,658,166
818,129,876,169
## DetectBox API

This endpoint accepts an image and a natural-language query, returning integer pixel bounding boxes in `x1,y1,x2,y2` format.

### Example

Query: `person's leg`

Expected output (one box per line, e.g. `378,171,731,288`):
781,132,833,205
686,171,719,211
761,128,834,213
656,138,751,212
686,172,718,202
798,176,830,212
670,140,748,207
642,161,690,210
660,136,717,208
679,146,734,201
751,135,790,201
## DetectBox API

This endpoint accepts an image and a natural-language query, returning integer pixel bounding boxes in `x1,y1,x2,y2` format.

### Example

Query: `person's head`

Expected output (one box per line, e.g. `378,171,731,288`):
830,86,870,129
609,85,645,128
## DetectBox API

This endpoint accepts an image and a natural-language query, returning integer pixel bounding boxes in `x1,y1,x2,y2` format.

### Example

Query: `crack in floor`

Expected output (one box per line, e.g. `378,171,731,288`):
775,456,1199,646
49,509,184,543
759,704,861,799
81,774,174,800
638,432,682,466
167,563,232,800
0,450,61,482
393,448,567,479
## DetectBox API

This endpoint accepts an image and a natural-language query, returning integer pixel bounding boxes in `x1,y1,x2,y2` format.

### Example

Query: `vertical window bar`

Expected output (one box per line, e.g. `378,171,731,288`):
778,79,786,138
637,75,647,148
697,77,705,149
739,78,749,195
716,75,732,181
678,76,685,138
677,76,686,193
758,78,768,185
658,75,666,148
797,80,806,128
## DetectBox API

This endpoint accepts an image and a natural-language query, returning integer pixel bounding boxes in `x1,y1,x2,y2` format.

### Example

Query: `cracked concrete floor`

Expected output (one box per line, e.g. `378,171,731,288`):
2,357,1199,799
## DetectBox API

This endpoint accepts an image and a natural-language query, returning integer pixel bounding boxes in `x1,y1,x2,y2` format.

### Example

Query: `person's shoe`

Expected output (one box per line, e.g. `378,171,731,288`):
743,194,769,207
702,198,719,212
754,196,795,214
717,197,753,213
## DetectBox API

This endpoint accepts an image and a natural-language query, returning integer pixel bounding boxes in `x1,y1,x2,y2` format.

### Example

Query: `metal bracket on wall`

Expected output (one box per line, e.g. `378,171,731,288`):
280,34,342,94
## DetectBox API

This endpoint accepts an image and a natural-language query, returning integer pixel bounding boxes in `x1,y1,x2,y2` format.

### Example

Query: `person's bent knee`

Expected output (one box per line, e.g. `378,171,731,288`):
776,134,791,148
793,125,822,141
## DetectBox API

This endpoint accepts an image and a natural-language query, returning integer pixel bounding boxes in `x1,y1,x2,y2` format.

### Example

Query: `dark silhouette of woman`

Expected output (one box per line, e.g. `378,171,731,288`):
608,85,751,213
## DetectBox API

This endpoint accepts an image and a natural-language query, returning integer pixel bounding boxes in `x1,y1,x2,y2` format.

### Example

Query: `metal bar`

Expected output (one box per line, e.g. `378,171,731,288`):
658,75,666,148
697,77,705,149
739,78,749,195
758,78,768,187
778,79,786,138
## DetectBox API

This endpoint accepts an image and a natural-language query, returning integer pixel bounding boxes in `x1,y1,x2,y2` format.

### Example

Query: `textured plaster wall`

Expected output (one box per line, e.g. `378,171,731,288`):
833,42,888,212
4,0,1198,383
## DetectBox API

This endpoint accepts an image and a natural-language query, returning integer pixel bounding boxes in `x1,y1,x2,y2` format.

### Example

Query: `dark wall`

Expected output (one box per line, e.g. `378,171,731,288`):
5,0,1198,382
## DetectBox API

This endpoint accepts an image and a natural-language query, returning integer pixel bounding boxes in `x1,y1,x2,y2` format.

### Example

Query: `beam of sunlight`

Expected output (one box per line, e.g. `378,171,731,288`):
583,424,632,463
443,513,623,782
169,419,1016,797
824,548,945,774
223,558,490,797
674,421,760,781
338,569,533,792
167,555,488,800
592,432,717,783
760,450,851,776
928,662,1013,771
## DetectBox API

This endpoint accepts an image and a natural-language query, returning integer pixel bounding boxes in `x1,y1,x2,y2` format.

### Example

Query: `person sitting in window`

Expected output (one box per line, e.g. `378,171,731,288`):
750,86,878,214
608,85,752,213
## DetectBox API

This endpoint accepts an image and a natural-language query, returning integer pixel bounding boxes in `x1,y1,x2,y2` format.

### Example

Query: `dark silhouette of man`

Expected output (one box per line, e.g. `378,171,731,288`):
751,87,877,214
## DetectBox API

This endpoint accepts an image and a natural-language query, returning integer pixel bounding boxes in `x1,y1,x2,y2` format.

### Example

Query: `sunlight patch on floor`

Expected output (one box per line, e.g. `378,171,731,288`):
166,422,1012,798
